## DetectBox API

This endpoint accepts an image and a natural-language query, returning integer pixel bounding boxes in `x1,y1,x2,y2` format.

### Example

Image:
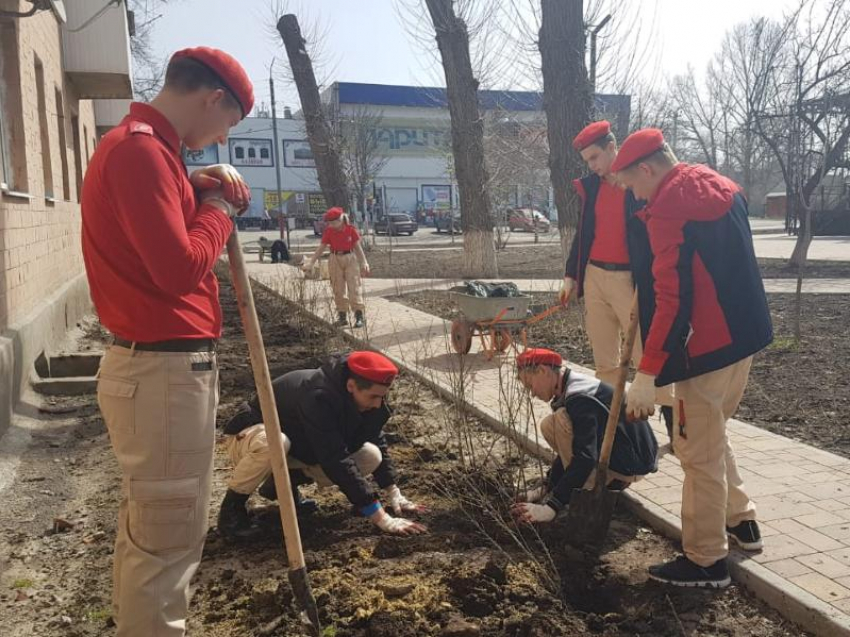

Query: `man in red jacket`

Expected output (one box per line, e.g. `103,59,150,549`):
613,129,773,588
81,47,253,635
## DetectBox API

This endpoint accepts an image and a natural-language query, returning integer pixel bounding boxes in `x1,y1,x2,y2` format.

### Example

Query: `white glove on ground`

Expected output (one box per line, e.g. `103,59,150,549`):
518,485,547,503
385,485,425,516
369,506,428,535
559,277,575,306
626,372,657,420
511,502,557,524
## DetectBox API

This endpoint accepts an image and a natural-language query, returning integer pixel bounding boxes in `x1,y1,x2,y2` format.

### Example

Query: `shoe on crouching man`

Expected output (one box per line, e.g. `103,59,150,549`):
218,351,427,539
511,348,659,525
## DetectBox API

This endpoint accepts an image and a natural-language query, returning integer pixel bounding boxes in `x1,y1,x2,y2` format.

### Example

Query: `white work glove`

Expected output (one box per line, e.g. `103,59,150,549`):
384,485,426,516
301,259,315,273
361,262,371,277
199,189,239,218
626,372,657,420
190,164,250,211
516,484,547,504
369,506,428,535
510,502,557,524
559,277,575,307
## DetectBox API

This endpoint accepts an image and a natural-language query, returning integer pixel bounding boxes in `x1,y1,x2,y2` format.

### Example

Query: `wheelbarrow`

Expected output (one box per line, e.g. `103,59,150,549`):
448,287,562,358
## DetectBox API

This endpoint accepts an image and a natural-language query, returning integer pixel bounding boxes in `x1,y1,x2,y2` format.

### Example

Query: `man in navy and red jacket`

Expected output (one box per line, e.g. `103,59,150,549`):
563,121,675,445
613,128,773,589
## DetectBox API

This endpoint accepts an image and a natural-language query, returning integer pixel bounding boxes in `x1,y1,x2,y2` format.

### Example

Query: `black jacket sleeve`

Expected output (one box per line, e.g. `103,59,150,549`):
548,398,601,508
298,388,376,508
564,229,581,279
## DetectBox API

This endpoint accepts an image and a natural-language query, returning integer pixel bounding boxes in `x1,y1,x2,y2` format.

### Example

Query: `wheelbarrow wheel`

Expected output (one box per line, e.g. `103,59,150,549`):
451,320,473,355
493,328,512,353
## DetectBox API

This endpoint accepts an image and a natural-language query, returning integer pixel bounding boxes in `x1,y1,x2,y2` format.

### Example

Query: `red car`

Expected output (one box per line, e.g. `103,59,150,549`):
508,208,551,233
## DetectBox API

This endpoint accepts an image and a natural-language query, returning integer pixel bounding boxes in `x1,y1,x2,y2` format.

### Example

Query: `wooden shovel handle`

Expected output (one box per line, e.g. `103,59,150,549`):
596,292,640,478
225,228,306,570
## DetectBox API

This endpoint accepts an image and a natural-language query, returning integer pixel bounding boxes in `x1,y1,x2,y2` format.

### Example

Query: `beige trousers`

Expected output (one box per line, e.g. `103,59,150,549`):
328,252,364,312
97,345,218,637
674,356,757,566
539,408,636,487
224,423,382,494
583,263,672,406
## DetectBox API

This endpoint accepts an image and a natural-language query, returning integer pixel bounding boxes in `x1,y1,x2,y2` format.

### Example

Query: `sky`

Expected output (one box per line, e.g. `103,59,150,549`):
148,0,801,113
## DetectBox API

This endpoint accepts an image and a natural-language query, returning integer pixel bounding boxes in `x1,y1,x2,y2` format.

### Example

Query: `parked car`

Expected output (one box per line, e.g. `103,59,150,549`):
374,213,418,236
435,211,462,234
508,208,551,233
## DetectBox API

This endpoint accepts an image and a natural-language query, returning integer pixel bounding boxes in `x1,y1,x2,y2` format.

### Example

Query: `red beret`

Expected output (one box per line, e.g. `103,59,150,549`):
171,47,254,118
573,120,611,151
347,351,399,385
323,207,344,222
516,348,563,369
610,128,666,172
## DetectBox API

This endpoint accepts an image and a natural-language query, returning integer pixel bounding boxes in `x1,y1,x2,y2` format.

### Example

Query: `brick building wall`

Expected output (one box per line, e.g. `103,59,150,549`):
0,6,97,331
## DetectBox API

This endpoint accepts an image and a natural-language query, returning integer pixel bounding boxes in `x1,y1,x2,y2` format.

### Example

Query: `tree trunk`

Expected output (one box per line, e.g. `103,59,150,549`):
425,0,498,278
539,0,592,260
278,15,349,209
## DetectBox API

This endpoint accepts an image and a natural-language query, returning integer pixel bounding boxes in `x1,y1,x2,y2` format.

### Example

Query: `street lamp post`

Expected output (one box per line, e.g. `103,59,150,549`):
589,14,612,93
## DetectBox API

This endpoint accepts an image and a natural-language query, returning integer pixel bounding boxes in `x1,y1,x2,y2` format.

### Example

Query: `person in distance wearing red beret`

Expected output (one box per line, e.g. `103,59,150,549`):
564,121,676,449
511,349,658,524
81,46,254,635
219,351,427,539
613,128,773,588
303,207,371,328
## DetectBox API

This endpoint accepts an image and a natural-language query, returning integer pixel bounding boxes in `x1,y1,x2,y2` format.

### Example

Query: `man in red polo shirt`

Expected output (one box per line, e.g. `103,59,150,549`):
562,121,674,445
81,47,253,636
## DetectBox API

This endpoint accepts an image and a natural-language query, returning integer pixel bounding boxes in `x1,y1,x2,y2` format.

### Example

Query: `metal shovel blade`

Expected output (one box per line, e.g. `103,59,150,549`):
289,567,321,635
564,483,621,552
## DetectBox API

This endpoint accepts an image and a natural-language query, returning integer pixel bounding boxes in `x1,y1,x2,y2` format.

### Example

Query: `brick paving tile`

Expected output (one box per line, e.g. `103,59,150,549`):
789,572,850,602
643,486,684,506
795,511,848,529
813,499,850,512
815,523,850,542
796,553,850,578
763,558,814,579
825,548,850,567
830,597,850,614
752,535,819,563
757,500,823,522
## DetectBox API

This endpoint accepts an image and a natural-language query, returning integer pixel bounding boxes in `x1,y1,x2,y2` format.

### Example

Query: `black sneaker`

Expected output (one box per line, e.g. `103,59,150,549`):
648,555,731,588
727,520,763,551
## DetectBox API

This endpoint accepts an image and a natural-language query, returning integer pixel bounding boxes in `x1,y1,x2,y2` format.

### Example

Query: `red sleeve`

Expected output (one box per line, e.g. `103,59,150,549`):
639,218,689,376
104,137,232,297
321,227,332,245
348,225,361,242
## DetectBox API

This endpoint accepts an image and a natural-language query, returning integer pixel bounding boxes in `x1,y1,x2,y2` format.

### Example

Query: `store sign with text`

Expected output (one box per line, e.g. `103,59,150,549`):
229,138,274,167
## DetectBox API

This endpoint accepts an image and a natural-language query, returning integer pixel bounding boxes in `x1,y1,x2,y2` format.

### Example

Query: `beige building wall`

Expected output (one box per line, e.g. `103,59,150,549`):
0,3,104,433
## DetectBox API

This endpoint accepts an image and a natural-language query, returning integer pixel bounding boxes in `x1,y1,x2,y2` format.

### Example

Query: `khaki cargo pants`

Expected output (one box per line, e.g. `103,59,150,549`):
328,252,364,313
674,356,757,566
97,345,218,637
583,263,672,406
224,423,382,494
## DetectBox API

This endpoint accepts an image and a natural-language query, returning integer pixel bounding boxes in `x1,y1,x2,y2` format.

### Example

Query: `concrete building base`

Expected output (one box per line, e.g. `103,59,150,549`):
0,274,91,436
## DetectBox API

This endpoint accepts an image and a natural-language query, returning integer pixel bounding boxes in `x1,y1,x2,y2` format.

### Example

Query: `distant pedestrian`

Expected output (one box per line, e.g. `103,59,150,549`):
303,207,370,328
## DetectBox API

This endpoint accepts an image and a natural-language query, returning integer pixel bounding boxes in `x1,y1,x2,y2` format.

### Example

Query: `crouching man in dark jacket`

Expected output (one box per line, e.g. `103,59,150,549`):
218,351,427,539
511,348,658,524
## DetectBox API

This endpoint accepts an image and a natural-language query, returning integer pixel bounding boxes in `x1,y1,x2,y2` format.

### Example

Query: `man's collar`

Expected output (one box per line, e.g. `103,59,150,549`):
129,102,181,154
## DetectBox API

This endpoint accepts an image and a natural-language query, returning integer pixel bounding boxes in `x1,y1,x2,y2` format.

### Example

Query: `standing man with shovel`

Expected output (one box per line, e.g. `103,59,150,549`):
82,47,254,635
613,129,772,588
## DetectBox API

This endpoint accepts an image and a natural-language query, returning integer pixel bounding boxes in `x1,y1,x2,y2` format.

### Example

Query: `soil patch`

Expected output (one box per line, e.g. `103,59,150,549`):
397,289,850,458
366,242,850,280
0,269,807,636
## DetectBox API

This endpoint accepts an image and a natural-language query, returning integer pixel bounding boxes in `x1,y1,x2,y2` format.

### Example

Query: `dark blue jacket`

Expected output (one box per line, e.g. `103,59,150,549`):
544,371,658,510
565,173,649,297
635,164,773,385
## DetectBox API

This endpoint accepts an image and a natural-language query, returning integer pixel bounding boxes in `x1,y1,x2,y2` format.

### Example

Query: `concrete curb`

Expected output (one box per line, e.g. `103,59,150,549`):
249,272,844,637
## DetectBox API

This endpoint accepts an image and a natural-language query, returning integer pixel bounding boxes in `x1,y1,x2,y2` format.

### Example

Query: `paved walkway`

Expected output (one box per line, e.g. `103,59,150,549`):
244,262,850,636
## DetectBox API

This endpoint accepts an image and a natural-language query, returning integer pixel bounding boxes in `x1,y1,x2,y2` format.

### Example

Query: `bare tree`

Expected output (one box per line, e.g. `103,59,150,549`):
277,13,350,210
424,0,499,278
751,0,850,266
337,105,390,224
127,0,184,101
539,0,592,255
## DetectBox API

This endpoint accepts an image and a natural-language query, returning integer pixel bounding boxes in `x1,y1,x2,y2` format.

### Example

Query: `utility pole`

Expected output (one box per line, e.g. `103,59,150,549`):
589,14,612,93
269,58,287,244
